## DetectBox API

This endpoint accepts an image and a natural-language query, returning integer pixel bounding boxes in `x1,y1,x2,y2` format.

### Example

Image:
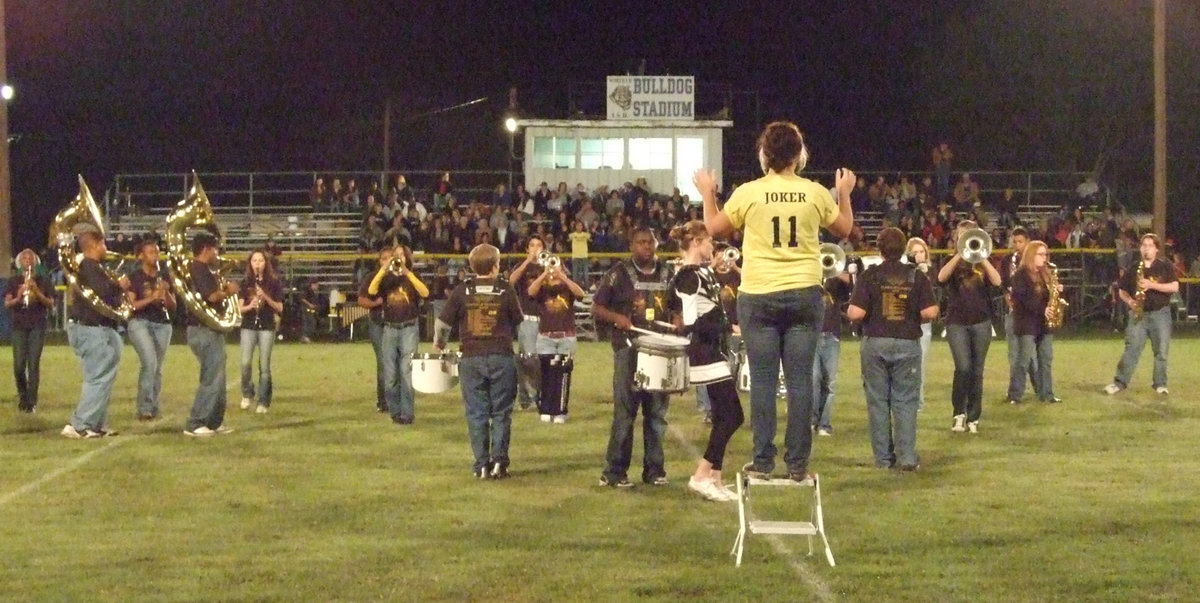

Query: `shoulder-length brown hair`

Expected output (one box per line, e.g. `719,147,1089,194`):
1019,240,1050,286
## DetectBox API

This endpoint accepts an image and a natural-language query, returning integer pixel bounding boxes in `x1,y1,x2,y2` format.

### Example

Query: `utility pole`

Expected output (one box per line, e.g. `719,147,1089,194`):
0,0,11,277
1153,0,1167,238
381,98,391,193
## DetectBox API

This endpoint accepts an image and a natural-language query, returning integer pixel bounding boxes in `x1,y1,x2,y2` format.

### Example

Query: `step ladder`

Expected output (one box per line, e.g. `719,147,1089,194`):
730,473,835,567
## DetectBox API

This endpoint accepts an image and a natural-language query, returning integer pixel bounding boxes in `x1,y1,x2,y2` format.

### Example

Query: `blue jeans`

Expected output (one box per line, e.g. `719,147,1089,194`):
186,326,228,431
127,319,172,417
368,320,386,409
860,336,922,468
603,346,670,483
1114,306,1171,389
67,323,122,431
381,322,419,420
918,322,931,407
459,354,517,472
812,332,840,431
240,328,275,406
946,320,991,422
516,319,540,408
737,287,823,474
1005,313,1038,400
11,326,46,408
1013,333,1055,401
535,334,577,355
571,258,590,287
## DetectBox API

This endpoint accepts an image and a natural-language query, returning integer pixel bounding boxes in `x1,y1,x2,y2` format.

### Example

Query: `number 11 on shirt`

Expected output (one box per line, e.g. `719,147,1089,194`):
771,215,798,248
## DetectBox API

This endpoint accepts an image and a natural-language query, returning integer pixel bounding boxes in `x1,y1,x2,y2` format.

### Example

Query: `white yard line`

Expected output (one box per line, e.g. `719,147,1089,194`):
0,437,130,507
668,423,835,602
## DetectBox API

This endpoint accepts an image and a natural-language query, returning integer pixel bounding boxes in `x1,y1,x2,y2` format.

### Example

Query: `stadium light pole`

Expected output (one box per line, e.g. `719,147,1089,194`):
1152,0,1166,238
504,117,519,192
0,0,11,278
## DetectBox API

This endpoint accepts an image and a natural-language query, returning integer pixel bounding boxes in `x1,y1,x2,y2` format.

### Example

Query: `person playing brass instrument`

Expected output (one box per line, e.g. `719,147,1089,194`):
126,239,177,421
1009,240,1061,404
63,231,128,438
184,232,240,436
4,249,54,414
508,236,546,411
358,247,394,413
527,242,586,424
936,222,1001,433
238,250,284,414
367,244,429,425
1001,227,1038,404
1104,233,1177,396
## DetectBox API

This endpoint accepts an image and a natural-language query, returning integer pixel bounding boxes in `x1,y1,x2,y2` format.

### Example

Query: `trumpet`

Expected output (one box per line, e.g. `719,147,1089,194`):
387,256,407,276
537,251,562,270
720,247,741,264
819,243,846,279
957,228,993,264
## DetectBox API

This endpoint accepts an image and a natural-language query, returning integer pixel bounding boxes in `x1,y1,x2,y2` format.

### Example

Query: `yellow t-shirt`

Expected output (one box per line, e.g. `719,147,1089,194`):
722,172,839,294
568,232,591,258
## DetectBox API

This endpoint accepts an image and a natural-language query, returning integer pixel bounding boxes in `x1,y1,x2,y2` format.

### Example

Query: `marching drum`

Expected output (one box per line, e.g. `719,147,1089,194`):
410,352,460,394
633,334,690,394
737,353,786,396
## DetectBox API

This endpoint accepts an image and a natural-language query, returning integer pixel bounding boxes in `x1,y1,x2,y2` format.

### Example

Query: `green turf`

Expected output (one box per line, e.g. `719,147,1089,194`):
1,335,1198,601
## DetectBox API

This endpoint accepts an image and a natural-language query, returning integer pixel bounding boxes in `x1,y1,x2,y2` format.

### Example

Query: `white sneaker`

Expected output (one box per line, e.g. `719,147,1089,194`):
1155,386,1169,395
967,421,979,434
552,414,568,424
1103,383,1123,395
255,405,269,414
539,414,552,423
951,414,967,432
718,483,740,501
688,476,732,502
215,425,235,434
184,426,217,437
61,424,83,439
240,398,253,410
816,428,832,437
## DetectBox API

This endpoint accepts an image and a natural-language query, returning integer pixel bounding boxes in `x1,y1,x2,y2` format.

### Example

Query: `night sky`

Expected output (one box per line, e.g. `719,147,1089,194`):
6,0,1199,252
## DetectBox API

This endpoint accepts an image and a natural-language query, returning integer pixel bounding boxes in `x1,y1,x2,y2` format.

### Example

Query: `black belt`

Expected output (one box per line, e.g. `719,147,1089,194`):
386,320,418,328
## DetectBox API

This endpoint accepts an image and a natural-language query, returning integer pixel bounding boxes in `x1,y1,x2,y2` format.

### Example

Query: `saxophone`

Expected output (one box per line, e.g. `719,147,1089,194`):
1046,262,1069,330
1130,261,1146,321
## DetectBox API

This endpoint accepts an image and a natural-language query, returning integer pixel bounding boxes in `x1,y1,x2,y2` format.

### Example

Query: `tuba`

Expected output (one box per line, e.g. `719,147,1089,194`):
1046,262,1069,330
49,176,134,322
819,243,846,279
957,228,993,264
164,173,241,332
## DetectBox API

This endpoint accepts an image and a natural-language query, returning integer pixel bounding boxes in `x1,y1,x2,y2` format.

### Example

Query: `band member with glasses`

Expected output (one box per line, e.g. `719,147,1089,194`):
1104,233,1177,396
936,222,1001,433
359,247,394,413
5,249,54,414
527,249,585,424
847,227,938,471
184,232,240,437
1009,241,1061,404
695,120,856,483
238,249,284,414
63,231,128,438
125,239,176,421
434,244,524,480
368,244,428,425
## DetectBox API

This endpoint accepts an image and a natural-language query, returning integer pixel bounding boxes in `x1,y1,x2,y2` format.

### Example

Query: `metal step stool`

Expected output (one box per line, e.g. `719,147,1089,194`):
731,473,835,567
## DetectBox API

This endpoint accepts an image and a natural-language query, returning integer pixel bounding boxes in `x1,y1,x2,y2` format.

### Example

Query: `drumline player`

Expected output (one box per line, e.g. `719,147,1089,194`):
508,236,546,411
434,244,524,480
670,221,744,502
695,120,856,483
368,244,429,425
846,227,939,471
358,246,394,413
593,226,679,489
694,241,741,424
125,239,176,421
526,253,585,424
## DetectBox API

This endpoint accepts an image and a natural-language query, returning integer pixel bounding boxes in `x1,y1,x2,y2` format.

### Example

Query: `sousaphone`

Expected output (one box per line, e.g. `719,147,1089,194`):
48,176,134,321
164,173,241,331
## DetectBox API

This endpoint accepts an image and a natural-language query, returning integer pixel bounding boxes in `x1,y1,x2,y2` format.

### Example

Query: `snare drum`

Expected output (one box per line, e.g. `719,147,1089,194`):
410,352,460,394
737,354,786,396
633,334,690,393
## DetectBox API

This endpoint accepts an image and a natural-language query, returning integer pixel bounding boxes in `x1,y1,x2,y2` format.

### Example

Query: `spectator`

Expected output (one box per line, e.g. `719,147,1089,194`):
310,178,327,211
933,142,954,202
432,172,452,211
953,173,981,209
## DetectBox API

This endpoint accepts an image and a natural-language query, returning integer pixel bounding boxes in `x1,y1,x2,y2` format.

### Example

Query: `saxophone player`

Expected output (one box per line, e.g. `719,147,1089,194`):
126,239,177,421
1009,241,1061,404
1104,233,1177,396
4,249,54,413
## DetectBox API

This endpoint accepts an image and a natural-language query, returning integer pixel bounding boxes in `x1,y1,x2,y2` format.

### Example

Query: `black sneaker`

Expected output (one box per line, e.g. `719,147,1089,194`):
476,467,490,480
646,476,669,486
897,463,921,472
392,415,414,425
599,475,634,488
1042,397,1063,404
741,462,771,480
376,404,388,413
490,462,510,480
787,471,814,485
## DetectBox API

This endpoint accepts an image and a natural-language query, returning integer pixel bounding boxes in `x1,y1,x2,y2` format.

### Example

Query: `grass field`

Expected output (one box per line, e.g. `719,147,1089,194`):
1,333,1199,601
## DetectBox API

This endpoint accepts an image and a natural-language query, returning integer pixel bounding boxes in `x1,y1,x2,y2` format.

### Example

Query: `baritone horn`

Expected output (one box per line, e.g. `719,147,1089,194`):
164,173,241,332
957,228,993,264
48,176,134,322
819,243,846,279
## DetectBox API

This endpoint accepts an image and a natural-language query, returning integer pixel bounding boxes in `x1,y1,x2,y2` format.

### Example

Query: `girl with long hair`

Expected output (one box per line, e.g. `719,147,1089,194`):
238,249,284,413
1009,241,1061,404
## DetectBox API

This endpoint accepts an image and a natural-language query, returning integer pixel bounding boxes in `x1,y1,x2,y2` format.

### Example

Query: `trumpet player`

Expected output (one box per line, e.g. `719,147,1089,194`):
527,246,585,424
358,247,394,413
367,244,429,425
126,239,177,421
1009,241,1061,404
238,250,284,414
4,249,54,413
63,231,128,438
183,232,240,437
508,236,546,411
937,222,1001,433
1104,233,1177,396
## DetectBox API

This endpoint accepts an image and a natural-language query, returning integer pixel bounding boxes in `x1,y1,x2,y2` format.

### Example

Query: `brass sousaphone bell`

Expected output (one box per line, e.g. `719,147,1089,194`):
164,173,241,332
819,242,846,279
49,176,134,322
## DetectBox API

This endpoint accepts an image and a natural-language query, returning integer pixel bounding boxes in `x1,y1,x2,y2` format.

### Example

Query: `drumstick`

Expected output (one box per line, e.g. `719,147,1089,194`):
629,326,659,337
